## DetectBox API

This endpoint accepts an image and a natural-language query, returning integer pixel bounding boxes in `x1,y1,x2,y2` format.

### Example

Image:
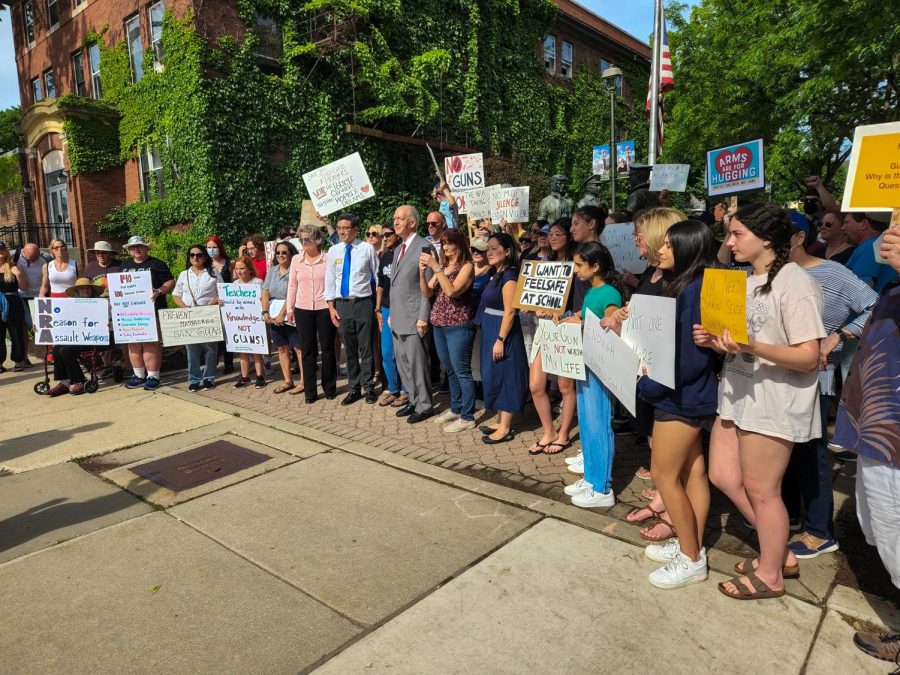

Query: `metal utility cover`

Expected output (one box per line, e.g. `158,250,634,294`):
131,441,269,492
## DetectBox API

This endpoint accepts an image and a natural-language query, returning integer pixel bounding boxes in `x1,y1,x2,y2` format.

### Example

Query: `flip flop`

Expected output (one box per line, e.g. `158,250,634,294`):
544,441,571,455
639,518,676,542
529,442,549,456
718,570,785,600
390,394,410,408
734,557,800,580
626,506,661,525
378,393,397,407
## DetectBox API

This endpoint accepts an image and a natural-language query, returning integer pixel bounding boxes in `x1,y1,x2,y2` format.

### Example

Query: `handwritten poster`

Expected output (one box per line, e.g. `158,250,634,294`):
649,164,690,192
34,298,110,346
158,306,223,347
841,121,900,211
218,283,269,354
465,185,494,221
700,268,749,343
537,319,585,380
444,152,484,193
583,309,640,416
706,139,765,197
620,294,676,388
602,222,647,274
108,271,159,343
491,186,530,224
513,260,575,315
302,152,375,216
299,199,329,229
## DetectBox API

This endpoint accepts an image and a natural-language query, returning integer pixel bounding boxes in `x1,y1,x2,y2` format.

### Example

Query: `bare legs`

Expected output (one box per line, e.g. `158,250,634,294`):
276,344,303,387
127,342,162,372
529,352,576,450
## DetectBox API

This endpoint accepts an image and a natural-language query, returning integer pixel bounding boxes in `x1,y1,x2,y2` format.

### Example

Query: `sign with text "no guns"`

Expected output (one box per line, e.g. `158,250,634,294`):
444,153,484,193
706,139,765,197
513,260,575,315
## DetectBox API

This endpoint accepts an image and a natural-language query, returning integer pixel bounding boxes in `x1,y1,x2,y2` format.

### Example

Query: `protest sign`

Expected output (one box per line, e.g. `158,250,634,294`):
264,240,277,265
158,306,223,347
706,139,765,197
302,152,375,216
218,283,269,354
465,186,493,220
513,260,575,315
34,298,110,346
601,222,647,274
649,164,690,192
444,152,484,193
841,121,900,212
700,269,748,343
537,319,585,380
620,294,676,388
583,310,639,416
491,186,529,224
592,141,636,178
267,299,294,326
299,199,329,229
108,271,158,343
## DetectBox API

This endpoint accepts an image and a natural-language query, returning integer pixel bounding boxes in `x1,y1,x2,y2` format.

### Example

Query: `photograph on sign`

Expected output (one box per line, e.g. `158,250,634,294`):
444,152,484,193
700,268,749,344
34,298,110,346
649,164,690,192
302,152,375,216
583,309,639,417
601,222,647,274
218,283,270,354
159,306,224,347
108,271,159,344
513,260,575,315
537,319,585,380
592,141,637,178
620,294,676,388
841,121,900,212
706,139,765,197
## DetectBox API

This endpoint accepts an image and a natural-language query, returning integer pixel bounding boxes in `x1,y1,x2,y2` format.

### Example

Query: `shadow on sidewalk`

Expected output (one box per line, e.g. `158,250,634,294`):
0,422,113,464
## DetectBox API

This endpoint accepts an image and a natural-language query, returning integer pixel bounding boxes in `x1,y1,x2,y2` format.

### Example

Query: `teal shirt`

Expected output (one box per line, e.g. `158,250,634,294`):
582,283,622,319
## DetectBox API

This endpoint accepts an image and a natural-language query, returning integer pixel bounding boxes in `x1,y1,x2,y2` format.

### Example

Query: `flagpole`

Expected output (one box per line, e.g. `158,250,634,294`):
648,0,662,165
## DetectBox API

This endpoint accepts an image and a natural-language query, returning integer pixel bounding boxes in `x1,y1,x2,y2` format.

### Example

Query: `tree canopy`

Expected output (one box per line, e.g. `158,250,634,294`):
0,106,21,154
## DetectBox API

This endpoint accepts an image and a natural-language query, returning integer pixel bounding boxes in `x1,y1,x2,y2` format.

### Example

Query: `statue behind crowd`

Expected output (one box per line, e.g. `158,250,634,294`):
538,174,574,224
577,174,605,209
625,165,660,214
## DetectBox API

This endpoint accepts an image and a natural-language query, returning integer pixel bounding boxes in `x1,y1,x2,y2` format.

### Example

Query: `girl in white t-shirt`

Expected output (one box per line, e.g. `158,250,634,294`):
694,203,825,601
230,256,267,390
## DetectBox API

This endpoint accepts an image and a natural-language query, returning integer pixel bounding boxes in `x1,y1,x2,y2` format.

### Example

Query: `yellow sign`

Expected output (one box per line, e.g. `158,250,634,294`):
700,269,748,344
842,122,900,211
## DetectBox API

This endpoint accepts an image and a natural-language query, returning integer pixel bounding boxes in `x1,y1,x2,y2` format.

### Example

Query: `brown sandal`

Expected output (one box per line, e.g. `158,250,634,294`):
390,393,410,408
379,392,397,407
639,516,676,542
274,382,295,394
626,506,660,525
734,557,800,579
718,570,785,600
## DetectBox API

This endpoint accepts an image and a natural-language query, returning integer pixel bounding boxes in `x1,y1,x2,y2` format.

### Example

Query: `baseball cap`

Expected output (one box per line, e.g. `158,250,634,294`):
787,210,810,238
470,239,488,252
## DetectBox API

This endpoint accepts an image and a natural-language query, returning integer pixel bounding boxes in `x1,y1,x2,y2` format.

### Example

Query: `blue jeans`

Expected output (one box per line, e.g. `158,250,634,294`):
186,342,218,384
433,321,476,421
380,307,404,395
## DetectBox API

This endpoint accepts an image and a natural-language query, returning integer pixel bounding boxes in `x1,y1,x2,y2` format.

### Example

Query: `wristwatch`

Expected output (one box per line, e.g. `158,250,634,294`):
497,336,505,343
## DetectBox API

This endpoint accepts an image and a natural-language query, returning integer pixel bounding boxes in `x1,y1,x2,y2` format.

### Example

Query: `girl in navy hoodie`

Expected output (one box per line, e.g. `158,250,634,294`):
638,220,721,589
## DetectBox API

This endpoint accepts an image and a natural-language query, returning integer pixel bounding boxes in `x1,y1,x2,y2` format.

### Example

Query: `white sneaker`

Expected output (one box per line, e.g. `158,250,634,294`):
645,538,681,563
564,478,593,496
571,488,615,508
564,452,583,466
433,409,459,424
567,460,584,475
648,551,708,589
444,418,476,433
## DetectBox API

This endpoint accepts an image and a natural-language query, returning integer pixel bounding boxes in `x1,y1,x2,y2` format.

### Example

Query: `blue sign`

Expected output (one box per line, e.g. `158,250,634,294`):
706,139,765,196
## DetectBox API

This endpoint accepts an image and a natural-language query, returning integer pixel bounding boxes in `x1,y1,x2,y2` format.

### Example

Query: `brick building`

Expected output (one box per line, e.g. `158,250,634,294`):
9,0,649,257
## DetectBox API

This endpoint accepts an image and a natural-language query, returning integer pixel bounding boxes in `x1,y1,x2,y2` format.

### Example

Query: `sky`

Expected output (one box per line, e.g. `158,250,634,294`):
0,2,699,112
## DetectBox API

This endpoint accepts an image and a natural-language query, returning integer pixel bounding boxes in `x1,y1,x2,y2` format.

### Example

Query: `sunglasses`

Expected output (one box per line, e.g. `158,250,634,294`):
52,245,67,250
275,250,291,255
470,248,484,254
189,252,206,258
300,238,313,245
382,231,396,237
426,221,442,226
366,231,381,238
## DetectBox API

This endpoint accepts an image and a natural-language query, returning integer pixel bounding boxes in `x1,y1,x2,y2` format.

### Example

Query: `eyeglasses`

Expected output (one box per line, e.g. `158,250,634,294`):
189,252,206,258
547,231,565,238
300,238,313,245
52,245,67,250
426,221,442,226
366,231,381,238
275,250,290,256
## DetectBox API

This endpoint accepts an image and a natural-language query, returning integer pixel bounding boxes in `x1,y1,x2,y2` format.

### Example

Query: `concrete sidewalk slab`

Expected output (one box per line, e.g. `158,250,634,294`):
827,584,900,630
102,434,298,508
805,611,885,674
317,518,822,674
0,512,359,675
0,463,152,563
171,452,540,626
231,421,330,458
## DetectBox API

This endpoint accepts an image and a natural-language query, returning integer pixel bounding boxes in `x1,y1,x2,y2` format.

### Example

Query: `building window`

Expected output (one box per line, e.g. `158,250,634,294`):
140,145,164,201
72,50,87,96
125,14,144,83
600,59,611,74
43,70,56,98
149,1,164,71
31,77,42,102
560,41,573,78
46,0,59,27
88,42,103,98
23,1,36,44
74,0,84,6
543,35,556,74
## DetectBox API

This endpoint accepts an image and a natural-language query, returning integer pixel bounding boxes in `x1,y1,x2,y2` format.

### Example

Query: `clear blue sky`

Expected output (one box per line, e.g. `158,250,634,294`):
0,2,697,112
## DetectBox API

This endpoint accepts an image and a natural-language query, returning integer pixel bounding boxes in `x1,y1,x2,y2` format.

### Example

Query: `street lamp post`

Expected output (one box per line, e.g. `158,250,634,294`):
601,66,623,212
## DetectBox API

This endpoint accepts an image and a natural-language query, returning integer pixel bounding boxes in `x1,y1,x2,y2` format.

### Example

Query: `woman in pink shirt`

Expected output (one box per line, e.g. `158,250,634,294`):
286,224,336,403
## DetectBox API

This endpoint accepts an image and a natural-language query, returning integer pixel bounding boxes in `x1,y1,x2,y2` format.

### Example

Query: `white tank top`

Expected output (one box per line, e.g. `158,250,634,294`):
48,260,78,294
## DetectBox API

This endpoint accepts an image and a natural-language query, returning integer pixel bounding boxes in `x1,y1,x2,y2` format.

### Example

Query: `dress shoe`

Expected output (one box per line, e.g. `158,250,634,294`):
478,424,498,435
407,410,434,424
341,391,362,406
325,393,337,400
482,432,515,444
365,390,377,404
305,395,318,404
395,404,414,417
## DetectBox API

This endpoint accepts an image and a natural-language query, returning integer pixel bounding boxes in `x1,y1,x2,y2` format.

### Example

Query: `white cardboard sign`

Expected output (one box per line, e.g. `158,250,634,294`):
108,271,159,343
620,294,676,388
537,319,586,380
649,164,690,192
583,309,639,416
158,306,224,347
602,222,647,274
218,283,269,354
465,186,494,220
34,297,110,346
491,186,530,224
444,152,484,193
302,152,375,216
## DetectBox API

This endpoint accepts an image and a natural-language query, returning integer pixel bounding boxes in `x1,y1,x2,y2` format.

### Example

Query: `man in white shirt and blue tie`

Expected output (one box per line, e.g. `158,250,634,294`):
325,213,380,405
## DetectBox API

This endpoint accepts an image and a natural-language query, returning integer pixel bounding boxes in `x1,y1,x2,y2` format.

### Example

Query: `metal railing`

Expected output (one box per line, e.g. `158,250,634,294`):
0,222,75,248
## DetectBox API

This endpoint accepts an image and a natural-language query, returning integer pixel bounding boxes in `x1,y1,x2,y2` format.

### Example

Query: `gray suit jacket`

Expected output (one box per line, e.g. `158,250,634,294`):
390,234,435,335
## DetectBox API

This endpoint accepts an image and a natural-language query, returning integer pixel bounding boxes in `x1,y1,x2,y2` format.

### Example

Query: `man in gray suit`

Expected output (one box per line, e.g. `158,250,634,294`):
389,205,436,423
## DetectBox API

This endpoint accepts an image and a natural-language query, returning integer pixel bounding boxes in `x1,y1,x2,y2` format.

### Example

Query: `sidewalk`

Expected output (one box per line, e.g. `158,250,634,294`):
0,369,896,673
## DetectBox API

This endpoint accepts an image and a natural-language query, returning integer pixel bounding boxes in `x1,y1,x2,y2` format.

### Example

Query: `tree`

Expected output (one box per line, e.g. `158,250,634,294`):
0,106,21,154
663,0,900,204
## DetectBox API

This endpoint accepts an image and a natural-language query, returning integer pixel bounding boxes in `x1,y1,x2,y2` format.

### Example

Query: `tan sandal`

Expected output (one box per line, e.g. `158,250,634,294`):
734,557,800,580
639,517,676,542
718,570,785,600
288,384,305,395
274,382,295,394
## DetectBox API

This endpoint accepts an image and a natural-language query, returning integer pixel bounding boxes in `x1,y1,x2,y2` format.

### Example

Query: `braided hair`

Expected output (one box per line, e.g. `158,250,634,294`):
733,203,794,295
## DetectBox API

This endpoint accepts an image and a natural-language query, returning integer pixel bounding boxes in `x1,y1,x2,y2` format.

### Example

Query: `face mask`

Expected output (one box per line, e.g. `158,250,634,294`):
206,247,219,258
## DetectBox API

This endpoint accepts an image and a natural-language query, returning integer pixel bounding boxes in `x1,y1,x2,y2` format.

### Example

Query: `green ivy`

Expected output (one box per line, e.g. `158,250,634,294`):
59,95,120,175
0,154,22,193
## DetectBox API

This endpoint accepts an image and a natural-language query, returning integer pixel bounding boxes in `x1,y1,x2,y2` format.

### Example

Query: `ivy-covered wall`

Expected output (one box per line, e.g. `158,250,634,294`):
62,1,648,273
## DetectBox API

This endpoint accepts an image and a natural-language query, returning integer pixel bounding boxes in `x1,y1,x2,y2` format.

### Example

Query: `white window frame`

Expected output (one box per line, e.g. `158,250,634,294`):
23,1,36,45
72,50,87,96
125,14,144,83
88,42,102,99
43,69,56,98
46,0,59,28
148,1,164,71
543,35,556,74
31,77,42,102
140,144,164,201
560,41,573,79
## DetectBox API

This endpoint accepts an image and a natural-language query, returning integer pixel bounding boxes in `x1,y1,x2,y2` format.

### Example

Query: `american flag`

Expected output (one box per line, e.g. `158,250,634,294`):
646,11,674,148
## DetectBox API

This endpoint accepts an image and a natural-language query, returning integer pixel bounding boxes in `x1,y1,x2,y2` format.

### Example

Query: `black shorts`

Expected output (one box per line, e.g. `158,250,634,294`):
270,322,300,349
654,409,715,432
